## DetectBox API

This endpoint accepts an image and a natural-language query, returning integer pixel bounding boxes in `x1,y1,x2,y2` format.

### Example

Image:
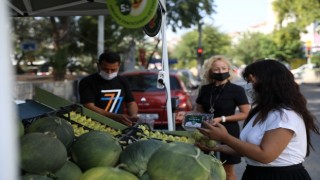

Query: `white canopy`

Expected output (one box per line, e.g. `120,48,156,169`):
8,0,109,17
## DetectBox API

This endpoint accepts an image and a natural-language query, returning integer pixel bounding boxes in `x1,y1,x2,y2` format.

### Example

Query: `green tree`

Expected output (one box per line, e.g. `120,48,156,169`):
271,23,304,62
11,16,78,80
173,31,198,68
75,0,217,68
49,17,79,80
76,16,146,67
166,0,216,32
172,25,230,68
230,32,275,65
311,52,320,65
201,26,231,59
273,0,320,29
11,17,52,74
12,0,217,78
230,28,304,65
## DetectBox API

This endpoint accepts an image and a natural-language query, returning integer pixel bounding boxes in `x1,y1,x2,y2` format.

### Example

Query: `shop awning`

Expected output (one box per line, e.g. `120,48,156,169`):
8,0,109,17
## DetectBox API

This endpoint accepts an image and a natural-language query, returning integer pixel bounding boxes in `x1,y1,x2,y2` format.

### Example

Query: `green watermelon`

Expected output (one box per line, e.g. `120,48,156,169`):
208,154,226,180
147,142,212,180
79,167,138,180
20,132,67,174
119,139,164,177
54,160,82,180
21,174,53,180
26,116,74,149
71,131,122,171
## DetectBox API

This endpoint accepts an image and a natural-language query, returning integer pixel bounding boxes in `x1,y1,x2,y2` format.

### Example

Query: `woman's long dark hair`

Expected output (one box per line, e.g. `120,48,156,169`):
242,59,319,156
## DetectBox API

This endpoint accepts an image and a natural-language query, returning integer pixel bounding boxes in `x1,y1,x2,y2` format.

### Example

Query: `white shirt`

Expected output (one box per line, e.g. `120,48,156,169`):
240,109,307,166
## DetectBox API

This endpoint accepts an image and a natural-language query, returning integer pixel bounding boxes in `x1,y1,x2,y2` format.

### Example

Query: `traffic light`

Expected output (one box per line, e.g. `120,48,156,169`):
197,47,203,57
306,46,311,57
305,41,312,58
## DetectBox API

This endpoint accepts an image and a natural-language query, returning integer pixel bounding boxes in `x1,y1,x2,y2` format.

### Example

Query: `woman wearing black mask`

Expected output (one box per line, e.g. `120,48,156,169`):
195,55,250,180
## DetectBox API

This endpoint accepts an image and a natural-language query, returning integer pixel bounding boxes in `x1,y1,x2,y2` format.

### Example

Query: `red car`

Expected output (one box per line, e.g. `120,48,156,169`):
121,70,193,129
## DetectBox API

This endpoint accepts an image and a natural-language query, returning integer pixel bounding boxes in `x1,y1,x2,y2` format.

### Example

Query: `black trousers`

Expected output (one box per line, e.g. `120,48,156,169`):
241,163,311,180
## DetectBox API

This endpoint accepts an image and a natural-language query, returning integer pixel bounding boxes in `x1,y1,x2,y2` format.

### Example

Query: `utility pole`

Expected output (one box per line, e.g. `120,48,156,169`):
197,22,203,79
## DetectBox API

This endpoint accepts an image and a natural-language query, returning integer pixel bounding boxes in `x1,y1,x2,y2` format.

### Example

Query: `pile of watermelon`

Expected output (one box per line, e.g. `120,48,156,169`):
19,115,226,180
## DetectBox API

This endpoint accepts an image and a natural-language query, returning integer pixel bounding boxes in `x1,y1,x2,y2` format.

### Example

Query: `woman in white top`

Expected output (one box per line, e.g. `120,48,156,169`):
197,59,320,180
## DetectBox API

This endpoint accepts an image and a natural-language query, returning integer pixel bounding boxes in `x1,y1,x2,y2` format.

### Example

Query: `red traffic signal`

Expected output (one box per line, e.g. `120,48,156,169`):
197,47,203,57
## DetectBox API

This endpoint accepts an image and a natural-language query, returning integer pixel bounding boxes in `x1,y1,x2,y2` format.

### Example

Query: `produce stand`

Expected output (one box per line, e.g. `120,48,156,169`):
17,99,55,126
32,86,191,137
17,87,227,180
33,86,127,130
2,0,224,178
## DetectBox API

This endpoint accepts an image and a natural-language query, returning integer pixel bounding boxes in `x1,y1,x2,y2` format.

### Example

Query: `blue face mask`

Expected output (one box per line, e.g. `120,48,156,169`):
99,71,118,80
244,83,255,103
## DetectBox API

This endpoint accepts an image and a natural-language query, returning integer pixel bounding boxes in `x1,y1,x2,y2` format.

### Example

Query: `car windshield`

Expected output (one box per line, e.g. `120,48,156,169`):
125,74,181,92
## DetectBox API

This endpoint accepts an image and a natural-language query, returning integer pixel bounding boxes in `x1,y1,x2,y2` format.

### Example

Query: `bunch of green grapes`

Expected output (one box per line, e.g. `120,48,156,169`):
137,125,194,144
66,111,122,137
72,124,89,137
191,129,217,148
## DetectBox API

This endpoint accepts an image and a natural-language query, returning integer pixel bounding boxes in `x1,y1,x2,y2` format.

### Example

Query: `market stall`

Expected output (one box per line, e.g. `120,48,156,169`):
16,87,226,179
15,87,225,178
3,0,226,179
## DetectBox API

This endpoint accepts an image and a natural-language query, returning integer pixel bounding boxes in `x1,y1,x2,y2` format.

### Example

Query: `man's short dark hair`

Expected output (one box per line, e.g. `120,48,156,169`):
98,51,121,64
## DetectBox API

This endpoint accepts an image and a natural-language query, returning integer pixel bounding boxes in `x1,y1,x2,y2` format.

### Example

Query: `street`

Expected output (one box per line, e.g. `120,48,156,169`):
235,83,320,179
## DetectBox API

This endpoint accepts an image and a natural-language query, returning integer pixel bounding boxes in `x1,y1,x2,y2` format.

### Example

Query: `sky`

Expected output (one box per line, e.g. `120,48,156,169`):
167,0,270,38
213,0,269,32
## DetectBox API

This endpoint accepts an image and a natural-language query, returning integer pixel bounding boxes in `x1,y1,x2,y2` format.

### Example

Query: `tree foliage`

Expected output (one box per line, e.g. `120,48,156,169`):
76,16,146,56
230,32,274,65
11,17,52,74
49,17,80,80
273,0,320,29
272,23,304,61
74,0,217,63
172,25,230,68
166,0,216,32
12,0,217,77
230,29,304,65
201,25,230,58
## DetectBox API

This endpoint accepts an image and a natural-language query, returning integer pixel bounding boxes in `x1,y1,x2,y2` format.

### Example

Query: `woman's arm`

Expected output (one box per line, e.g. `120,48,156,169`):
198,122,294,163
215,144,239,156
212,104,250,124
196,143,240,156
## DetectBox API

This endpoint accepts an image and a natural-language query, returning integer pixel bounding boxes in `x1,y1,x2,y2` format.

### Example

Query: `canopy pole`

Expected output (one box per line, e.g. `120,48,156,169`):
0,3,19,180
97,15,104,56
159,0,174,131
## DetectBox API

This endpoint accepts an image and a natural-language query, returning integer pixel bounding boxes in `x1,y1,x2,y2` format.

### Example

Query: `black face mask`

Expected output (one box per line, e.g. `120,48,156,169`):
210,72,230,81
